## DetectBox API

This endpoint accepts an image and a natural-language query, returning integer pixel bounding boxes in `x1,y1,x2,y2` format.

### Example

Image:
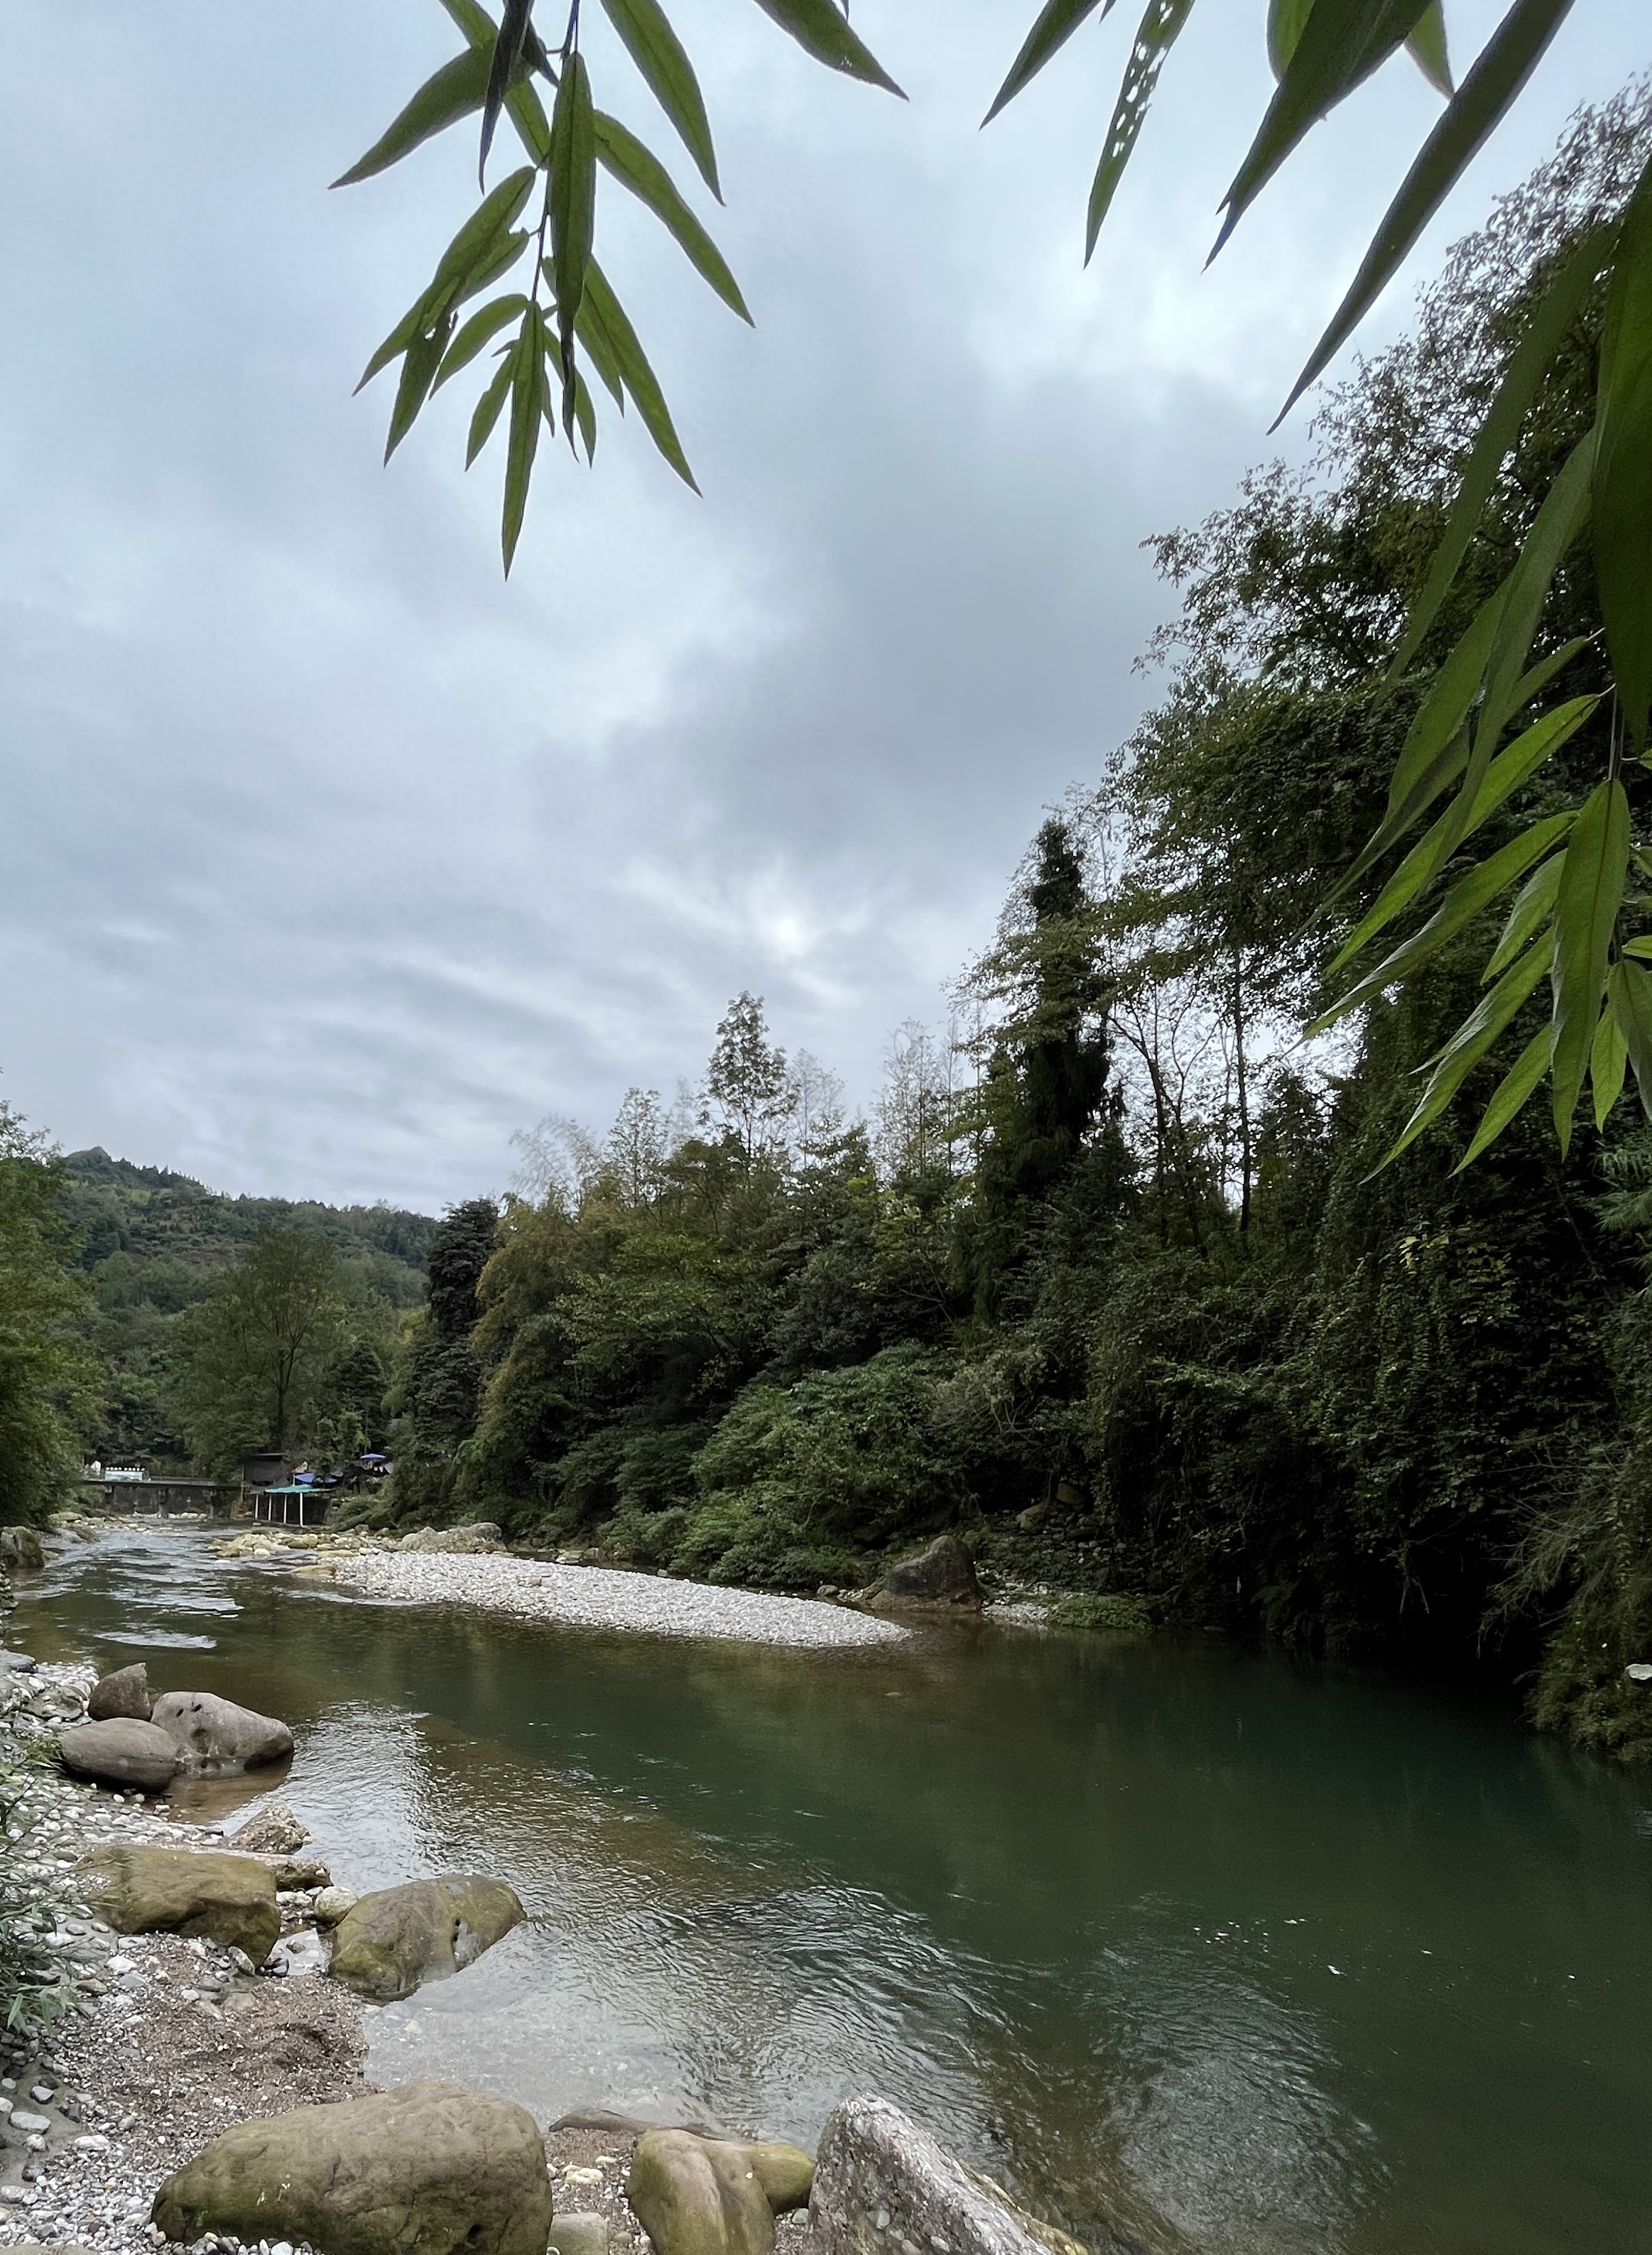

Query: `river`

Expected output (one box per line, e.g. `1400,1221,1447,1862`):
10,1524,1651,2255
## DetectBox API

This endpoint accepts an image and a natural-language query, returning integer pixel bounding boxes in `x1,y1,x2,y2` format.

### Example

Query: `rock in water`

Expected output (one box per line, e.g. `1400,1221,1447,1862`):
87,1661,155,1722
806,2097,1088,2255
878,1535,982,1609
58,1719,179,1791
150,1690,294,1773
398,1523,506,1554
151,2081,552,2255
327,1875,524,2001
77,1842,281,1962
230,1798,310,1854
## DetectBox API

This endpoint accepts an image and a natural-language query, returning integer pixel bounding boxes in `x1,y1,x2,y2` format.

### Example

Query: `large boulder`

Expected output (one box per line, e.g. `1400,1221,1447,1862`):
327,1874,525,2001
876,1536,982,1609
151,2081,552,2255
58,1718,179,1791
229,1798,310,1854
150,1690,293,1773
626,2130,813,2255
0,1526,44,1570
398,1523,506,1554
87,1661,155,1722
805,2097,1088,2255
77,1842,280,1962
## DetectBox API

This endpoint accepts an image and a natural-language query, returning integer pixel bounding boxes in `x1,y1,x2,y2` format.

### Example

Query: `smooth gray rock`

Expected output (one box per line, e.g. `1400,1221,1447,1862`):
87,1662,155,1722
58,1718,180,1791
877,1535,982,1609
149,1690,293,1773
548,2215,610,2255
398,1523,506,1554
804,2097,1088,2255
151,2080,552,2255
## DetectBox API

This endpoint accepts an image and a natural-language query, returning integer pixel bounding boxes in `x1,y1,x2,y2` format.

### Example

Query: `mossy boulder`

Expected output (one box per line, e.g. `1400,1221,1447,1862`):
77,1842,280,1961
875,1535,982,1609
152,2081,552,2255
327,1874,525,2001
626,2130,813,2255
59,1719,179,1791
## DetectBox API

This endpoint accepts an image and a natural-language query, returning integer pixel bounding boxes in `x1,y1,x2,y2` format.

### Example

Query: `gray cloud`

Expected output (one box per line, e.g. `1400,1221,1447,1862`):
0,0,1641,1207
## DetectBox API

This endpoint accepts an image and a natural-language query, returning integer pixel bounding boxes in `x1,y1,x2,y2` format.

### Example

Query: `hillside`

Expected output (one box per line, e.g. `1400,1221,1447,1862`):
63,1149,435,1470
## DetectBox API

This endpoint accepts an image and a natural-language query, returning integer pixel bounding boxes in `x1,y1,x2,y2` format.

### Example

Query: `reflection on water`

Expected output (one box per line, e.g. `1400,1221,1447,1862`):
12,1527,1652,2255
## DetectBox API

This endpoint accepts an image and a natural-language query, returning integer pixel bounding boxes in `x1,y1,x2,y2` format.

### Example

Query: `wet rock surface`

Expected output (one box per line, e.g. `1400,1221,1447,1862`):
58,1722,178,1793
153,2081,551,2255
327,1876,524,2001
803,2097,1088,2255
148,1695,293,1777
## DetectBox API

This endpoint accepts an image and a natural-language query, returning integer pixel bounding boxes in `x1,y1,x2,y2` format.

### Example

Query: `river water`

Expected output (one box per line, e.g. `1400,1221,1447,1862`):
11,1526,1652,2255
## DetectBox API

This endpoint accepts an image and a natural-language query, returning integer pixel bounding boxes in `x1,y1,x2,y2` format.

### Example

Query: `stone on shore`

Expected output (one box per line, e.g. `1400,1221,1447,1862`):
77,1841,281,1961
626,2131,814,2255
0,1526,44,1570
327,1874,525,2001
399,1522,507,1553
152,2080,553,2255
549,2212,611,2255
312,1884,360,1926
150,1689,294,1773
87,1660,155,1721
58,1717,180,1791
231,1798,310,1854
805,2096,1087,2255
876,1535,982,1609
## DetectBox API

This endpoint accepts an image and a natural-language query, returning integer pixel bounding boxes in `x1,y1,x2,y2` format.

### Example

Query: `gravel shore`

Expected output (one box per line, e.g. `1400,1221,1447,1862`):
330,1553,913,1650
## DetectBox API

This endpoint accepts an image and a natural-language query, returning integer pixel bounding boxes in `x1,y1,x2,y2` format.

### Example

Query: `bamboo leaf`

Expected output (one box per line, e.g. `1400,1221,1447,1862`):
1266,0,1313,77
1594,152,1652,748
333,48,492,188
436,0,553,161
1216,0,1435,261
983,0,1116,128
1623,935,1652,960
465,353,514,466
1484,852,1563,981
1611,957,1652,1118
1332,693,1597,969
1085,0,1197,259
501,311,546,572
1457,1027,1549,1166
550,51,597,420
577,257,698,489
1403,0,1452,94
572,366,598,462
384,318,454,460
1550,776,1630,1148
1381,933,1553,1167
1312,813,1571,1035
1387,224,1612,679
480,0,535,185
597,0,722,196
1592,1001,1629,1129
1277,0,1577,423
1474,429,1594,756
435,293,531,391
592,112,751,321
746,0,906,97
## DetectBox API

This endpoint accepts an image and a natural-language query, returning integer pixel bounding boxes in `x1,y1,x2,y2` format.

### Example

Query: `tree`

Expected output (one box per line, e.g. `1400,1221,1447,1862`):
0,1105,95,1524
173,1229,352,1470
700,994,795,1165
386,1197,500,1520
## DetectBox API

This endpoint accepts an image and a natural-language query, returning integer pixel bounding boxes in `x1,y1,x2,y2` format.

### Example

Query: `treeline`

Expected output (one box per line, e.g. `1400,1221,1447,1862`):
7,98,1652,1761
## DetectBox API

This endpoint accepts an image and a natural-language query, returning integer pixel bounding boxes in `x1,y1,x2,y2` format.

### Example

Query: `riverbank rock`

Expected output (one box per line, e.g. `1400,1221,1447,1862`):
0,1526,44,1570
548,2213,610,2255
87,1661,155,1721
58,1717,179,1791
805,2097,1085,2255
77,1841,281,1961
313,1883,360,1925
626,2130,812,2255
399,1523,506,1554
230,1798,310,1854
152,2080,553,2255
874,1536,982,1610
327,1874,525,2001
150,1689,294,1773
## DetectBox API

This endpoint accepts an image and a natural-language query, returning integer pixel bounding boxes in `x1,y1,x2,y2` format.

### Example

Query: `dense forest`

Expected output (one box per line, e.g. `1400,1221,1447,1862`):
6,97,1652,1763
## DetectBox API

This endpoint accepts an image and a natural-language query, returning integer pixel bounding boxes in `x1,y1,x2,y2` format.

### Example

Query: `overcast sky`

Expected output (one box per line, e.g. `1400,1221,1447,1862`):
0,1,1641,1212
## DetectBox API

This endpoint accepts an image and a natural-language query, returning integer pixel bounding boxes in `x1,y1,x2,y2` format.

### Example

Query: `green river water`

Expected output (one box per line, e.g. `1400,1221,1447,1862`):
10,1526,1652,2255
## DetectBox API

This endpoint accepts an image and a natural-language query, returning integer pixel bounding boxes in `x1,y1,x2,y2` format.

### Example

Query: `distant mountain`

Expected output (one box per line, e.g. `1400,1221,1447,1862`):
62,1150,436,1470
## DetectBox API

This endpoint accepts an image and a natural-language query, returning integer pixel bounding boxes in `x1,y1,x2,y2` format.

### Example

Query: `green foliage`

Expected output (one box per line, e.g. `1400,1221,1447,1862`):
1048,1592,1152,1632
387,1199,500,1523
0,1107,95,1526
